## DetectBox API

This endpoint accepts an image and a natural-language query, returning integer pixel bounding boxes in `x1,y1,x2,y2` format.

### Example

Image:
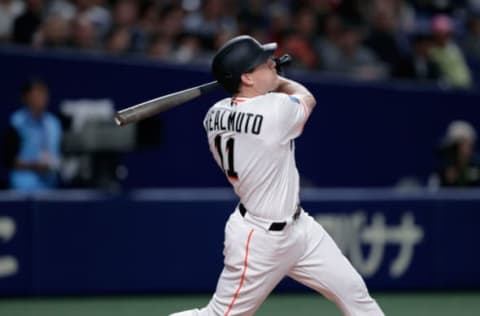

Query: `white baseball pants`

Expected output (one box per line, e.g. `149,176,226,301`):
170,208,384,316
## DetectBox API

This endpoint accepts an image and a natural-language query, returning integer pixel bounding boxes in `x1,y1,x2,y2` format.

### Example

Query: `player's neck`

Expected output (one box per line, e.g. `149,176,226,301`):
235,86,263,98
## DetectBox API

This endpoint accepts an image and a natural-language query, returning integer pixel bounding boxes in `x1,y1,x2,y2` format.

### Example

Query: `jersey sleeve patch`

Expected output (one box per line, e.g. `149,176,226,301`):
289,94,310,118
289,95,300,104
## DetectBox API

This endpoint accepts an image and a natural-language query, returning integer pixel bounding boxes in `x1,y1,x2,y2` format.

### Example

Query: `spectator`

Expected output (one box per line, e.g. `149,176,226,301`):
319,20,387,79
212,28,237,51
433,120,480,187
364,6,405,72
281,31,318,69
429,14,472,88
412,0,462,16
137,1,160,39
266,2,291,43
172,33,206,63
157,4,185,41
461,14,480,59
0,0,24,41
0,0,478,88
12,0,44,44
375,0,416,34
47,0,76,21
34,13,71,48
3,79,62,191
74,0,111,40
468,0,480,13
70,15,98,51
105,26,131,55
315,13,344,65
237,0,268,35
183,0,237,50
111,0,145,53
279,7,319,69
393,32,441,82
147,34,173,60
111,1,136,29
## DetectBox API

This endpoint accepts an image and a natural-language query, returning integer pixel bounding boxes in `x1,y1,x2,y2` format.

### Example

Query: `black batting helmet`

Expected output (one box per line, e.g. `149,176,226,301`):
212,35,277,94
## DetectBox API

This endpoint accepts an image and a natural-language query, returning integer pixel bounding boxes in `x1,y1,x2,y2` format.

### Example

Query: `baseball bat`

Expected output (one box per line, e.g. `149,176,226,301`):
115,81,221,126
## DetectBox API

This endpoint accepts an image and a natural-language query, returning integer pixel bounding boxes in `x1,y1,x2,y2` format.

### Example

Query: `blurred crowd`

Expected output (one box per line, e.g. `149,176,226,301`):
1,0,480,87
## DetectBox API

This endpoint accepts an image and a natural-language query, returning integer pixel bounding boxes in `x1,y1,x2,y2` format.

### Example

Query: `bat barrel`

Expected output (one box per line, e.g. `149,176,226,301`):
115,81,220,126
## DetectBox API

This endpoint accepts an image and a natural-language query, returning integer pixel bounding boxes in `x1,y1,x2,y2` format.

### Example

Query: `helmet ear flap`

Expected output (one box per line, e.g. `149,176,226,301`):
222,76,241,94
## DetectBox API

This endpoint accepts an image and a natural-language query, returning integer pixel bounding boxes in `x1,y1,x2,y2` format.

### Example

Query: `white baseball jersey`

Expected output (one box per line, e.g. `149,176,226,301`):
204,92,310,220
174,89,384,316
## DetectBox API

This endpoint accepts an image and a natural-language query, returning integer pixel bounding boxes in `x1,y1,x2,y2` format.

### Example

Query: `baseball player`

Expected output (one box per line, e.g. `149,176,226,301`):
170,35,384,316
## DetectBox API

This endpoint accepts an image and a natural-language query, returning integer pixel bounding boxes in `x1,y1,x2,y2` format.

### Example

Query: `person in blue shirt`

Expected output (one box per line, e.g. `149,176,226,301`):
4,79,62,191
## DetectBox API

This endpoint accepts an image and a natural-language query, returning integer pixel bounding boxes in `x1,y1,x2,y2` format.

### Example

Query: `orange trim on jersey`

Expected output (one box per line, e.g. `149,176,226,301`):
224,229,254,316
231,97,249,103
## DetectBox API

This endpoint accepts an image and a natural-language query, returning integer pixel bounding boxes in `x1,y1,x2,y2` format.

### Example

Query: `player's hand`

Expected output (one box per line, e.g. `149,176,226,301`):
273,54,292,76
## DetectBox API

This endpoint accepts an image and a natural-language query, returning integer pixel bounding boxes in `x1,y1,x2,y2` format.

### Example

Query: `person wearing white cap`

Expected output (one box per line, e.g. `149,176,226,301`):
437,120,480,186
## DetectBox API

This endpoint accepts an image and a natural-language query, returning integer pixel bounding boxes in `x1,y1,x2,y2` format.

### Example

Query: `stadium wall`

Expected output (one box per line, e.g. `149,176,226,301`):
0,188,479,295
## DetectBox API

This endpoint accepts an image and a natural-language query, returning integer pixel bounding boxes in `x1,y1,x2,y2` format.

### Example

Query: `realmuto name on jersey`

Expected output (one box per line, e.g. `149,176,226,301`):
205,109,264,135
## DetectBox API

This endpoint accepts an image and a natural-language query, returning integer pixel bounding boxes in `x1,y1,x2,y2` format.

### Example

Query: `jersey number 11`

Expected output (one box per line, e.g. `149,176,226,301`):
214,135,238,180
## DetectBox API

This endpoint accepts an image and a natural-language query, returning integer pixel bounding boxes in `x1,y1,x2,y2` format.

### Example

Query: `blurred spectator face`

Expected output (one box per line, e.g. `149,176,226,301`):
413,36,433,56
282,34,317,68
213,29,236,50
41,14,70,47
307,0,335,13
323,14,343,40
174,35,201,63
371,9,396,32
160,7,185,38
75,0,94,11
26,0,44,12
246,0,263,13
148,36,172,59
458,138,475,163
204,0,223,20
106,28,131,54
139,2,159,34
432,14,453,45
113,0,138,27
269,5,291,36
295,8,317,36
468,16,480,36
371,0,398,16
92,0,106,6
23,82,49,116
446,120,477,165
72,17,96,49
468,0,480,12
339,28,361,55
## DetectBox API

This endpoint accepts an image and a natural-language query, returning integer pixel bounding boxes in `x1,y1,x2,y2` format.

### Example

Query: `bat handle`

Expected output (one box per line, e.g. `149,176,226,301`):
199,81,221,94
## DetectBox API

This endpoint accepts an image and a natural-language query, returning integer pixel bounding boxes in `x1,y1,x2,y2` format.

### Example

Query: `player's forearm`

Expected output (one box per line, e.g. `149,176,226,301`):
275,77,316,110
